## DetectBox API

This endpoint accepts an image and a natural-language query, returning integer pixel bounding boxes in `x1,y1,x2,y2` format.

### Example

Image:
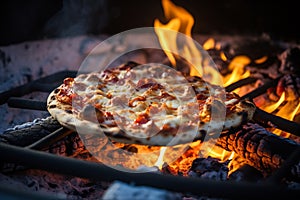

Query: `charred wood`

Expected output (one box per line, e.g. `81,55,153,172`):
0,117,61,147
216,123,300,181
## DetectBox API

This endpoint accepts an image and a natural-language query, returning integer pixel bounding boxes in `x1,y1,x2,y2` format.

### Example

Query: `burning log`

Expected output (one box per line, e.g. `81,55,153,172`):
216,123,300,181
0,117,61,147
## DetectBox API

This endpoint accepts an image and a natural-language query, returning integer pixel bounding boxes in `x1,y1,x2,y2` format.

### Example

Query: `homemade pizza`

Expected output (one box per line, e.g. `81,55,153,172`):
47,62,256,146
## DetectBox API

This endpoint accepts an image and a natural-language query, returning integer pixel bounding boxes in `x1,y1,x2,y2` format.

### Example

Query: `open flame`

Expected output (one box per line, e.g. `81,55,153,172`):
102,0,300,176
203,38,251,92
153,0,233,173
222,56,251,87
151,0,300,176
154,0,202,77
259,92,300,137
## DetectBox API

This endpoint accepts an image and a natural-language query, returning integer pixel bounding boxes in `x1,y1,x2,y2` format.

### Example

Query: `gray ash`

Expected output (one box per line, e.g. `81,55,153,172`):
187,157,229,181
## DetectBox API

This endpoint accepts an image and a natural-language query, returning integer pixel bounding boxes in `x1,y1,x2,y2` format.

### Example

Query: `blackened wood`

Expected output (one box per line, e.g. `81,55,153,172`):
216,123,300,180
0,116,62,147
0,142,299,200
267,146,300,183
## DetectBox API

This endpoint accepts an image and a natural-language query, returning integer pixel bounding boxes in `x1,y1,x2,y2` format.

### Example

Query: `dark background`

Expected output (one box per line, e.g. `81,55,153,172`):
0,0,299,46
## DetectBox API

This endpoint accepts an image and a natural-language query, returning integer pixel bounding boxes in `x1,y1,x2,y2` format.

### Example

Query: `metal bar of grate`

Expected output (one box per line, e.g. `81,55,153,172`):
7,98,47,111
240,76,281,100
253,108,300,137
0,70,77,105
225,77,257,92
25,127,73,150
0,142,299,200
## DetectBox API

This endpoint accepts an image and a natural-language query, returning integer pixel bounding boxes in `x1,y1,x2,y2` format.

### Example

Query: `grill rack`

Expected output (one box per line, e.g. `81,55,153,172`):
0,70,300,199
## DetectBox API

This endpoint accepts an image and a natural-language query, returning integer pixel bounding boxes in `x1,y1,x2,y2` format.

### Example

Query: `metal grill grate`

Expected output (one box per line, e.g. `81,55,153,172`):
0,69,300,199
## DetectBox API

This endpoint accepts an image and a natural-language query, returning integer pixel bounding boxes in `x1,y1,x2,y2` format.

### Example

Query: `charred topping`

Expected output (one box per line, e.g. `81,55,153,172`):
136,78,164,90
134,113,150,125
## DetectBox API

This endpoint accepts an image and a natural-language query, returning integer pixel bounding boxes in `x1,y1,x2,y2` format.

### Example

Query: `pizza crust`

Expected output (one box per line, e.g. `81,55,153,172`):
47,88,203,146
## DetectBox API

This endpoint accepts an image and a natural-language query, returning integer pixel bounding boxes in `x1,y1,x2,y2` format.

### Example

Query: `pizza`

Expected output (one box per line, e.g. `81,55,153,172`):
47,62,256,146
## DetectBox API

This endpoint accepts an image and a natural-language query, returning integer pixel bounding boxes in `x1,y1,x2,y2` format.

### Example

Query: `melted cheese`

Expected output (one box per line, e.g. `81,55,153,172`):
72,65,200,137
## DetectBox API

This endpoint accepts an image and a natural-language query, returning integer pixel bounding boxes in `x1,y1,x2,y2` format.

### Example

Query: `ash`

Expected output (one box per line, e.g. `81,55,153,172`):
0,169,110,199
188,157,229,181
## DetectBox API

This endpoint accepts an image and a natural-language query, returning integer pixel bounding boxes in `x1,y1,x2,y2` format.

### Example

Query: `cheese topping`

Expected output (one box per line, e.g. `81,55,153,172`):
52,62,255,145
71,64,200,139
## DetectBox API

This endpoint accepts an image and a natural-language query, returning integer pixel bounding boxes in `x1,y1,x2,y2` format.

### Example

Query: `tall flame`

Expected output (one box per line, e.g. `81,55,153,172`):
153,0,228,172
154,0,202,77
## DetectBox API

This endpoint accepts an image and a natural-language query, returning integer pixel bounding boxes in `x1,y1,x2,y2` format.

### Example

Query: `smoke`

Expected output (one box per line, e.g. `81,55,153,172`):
43,0,109,38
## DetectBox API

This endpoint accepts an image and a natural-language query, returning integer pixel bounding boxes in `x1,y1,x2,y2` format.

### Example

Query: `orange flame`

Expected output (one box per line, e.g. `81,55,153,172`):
272,100,300,137
153,0,300,176
203,37,252,92
153,0,230,173
155,0,225,86
203,38,215,50
223,55,251,87
154,0,203,77
259,91,300,137
263,92,286,113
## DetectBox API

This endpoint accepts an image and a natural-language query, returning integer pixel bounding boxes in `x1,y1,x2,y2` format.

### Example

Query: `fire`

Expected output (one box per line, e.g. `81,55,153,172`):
262,92,286,113
164,141,203,175
151,0,299,176
254,56,268,64
223,56,251,87
203,38,215,50
153,0,231,175
202,38,252,92
154,0,222,83
154,146,167,169
154,0,202,77
257,90,300,137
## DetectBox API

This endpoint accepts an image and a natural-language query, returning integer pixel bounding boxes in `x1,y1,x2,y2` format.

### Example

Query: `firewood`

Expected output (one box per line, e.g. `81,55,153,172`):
0,116,61,147
216,123,300,180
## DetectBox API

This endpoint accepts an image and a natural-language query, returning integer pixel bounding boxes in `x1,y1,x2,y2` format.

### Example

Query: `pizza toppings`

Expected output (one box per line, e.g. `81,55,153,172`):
47,62,256,146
